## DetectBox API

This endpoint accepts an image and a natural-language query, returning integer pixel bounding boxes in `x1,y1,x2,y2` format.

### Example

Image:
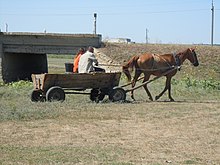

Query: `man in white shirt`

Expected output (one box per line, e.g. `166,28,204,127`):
78,46,101,73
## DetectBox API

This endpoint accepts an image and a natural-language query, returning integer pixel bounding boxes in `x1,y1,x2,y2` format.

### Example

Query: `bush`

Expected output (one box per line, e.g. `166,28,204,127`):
7,80,33,89
172,76,220,90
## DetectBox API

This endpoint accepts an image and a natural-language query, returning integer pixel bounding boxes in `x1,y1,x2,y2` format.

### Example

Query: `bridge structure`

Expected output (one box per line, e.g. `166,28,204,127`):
0,32,102,82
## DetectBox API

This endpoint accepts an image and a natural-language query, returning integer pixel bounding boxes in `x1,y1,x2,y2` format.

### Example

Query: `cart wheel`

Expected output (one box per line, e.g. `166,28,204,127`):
90,89,105,103
109,87,126,102
46,86,65,102
31,90,45,102
90,89,99,101
98,93,105,101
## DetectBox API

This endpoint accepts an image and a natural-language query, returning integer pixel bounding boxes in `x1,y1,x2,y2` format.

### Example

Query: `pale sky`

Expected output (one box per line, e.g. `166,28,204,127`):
0,0,219,44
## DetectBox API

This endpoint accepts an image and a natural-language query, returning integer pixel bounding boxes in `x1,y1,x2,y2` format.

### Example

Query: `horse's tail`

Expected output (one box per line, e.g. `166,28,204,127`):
122,55,139,82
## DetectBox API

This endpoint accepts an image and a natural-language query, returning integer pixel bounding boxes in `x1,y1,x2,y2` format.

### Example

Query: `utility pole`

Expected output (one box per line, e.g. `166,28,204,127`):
211,0,214,46
5,23,8,33
93,13,97,35
146,28,149,44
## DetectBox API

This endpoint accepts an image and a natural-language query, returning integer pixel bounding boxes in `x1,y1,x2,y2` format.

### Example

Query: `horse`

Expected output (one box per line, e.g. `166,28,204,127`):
122,48,199,101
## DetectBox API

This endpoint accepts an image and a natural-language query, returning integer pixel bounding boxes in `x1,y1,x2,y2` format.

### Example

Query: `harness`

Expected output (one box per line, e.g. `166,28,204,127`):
172,52,181,71
151,53,181,71
151,54,161,69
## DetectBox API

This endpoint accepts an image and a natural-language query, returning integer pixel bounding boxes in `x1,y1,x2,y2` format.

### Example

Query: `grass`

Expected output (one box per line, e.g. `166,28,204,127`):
0,75,219,122
0,77,219,164
0,145,129,164
0,99,219,164
0,43,220,164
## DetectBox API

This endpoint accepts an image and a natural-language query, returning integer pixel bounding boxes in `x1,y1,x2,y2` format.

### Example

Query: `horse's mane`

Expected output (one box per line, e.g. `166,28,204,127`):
122,55,139,82
122,55,139,72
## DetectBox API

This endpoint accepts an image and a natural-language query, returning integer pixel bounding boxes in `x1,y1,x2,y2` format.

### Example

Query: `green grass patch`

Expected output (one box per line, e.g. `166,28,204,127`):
1,78,219,122
47,54,73,59
0,81,66,121
0,145,131,165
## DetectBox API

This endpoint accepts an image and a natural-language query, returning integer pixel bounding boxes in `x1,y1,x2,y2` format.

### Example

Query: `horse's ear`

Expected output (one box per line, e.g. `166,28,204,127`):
192,46,197,51
190,47,196,51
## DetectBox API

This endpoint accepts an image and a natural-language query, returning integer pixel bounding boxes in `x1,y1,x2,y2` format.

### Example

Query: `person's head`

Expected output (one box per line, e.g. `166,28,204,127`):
78,48,85,54
87,46,94,53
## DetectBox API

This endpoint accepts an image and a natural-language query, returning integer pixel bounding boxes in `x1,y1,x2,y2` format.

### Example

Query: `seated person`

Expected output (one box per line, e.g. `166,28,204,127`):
78,46,105,73
73,48,85,73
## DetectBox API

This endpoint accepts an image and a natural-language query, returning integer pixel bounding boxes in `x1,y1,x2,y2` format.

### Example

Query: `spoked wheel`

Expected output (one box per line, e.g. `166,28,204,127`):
46,86,65,102
90,89,105,103
31,90,45,102
109,87,126,102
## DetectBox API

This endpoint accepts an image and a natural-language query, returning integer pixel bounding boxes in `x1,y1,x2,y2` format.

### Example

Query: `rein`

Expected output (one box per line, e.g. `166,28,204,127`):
100,63,179,72
191,50,198,65
99,63,121,67
135,65,178,72
100,51,188,72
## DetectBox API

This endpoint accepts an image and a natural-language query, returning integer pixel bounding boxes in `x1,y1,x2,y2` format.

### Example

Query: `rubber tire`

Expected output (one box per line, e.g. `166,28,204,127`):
109,87,126,102
90,89,105,103
46,86,65,102
90,89,99,101
31,90,44,102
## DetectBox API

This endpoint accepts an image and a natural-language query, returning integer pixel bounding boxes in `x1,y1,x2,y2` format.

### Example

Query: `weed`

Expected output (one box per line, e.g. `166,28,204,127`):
172,76,220,90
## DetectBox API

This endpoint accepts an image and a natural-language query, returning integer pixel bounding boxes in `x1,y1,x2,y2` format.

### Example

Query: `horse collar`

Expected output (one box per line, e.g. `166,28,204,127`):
173,53,181,71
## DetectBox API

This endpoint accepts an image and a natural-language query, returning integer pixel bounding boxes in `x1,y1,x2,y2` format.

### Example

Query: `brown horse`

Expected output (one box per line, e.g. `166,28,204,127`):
122,48,199,101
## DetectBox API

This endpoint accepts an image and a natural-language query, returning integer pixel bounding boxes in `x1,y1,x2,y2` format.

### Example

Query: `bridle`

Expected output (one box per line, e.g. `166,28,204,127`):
190,49,198,66
173,52,181,70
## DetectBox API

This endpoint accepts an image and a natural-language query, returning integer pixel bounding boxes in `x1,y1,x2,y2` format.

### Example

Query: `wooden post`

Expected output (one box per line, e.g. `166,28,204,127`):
94,13,97,35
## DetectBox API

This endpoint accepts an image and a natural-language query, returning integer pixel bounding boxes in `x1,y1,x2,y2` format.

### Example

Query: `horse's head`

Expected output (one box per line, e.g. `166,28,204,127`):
122,65,132,82
186,48,199,67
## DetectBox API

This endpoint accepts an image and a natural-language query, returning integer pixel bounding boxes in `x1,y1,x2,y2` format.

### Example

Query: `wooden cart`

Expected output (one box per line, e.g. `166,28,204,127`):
31,72,126,102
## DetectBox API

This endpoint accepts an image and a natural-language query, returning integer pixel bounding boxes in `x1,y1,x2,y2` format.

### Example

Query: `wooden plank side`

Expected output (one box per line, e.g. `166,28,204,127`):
40,72,121,91
32,74,46,90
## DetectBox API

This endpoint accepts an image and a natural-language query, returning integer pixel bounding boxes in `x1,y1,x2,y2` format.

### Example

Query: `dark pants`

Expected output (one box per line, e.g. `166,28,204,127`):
94,67,105,72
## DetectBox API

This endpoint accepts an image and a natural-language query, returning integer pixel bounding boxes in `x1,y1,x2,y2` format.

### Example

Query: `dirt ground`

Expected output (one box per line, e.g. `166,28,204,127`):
1,100,219,164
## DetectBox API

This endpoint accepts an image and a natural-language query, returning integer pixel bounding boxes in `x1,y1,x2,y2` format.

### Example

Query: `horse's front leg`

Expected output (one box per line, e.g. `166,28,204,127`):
155,76,174,101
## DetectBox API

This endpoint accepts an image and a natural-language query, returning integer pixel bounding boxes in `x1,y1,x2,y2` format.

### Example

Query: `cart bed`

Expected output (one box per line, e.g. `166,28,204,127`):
32,72,121,92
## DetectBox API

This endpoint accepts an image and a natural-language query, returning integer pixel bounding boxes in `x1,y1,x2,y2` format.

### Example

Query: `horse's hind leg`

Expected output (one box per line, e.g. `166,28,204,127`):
143,74,153,101
168,78,174,101
131,70,141,100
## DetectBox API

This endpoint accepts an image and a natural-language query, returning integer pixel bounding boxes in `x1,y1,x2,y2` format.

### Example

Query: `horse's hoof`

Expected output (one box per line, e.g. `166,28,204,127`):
170,98,175,102
131,95,135,101
155,96,160,100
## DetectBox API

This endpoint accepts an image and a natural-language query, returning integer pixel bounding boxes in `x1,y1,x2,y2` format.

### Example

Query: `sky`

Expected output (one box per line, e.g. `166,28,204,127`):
0,0,219,44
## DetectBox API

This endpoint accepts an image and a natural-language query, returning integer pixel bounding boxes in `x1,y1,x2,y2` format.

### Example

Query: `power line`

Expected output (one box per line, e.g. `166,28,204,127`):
0,13,91,16
0,0,205,10
0,8,210,17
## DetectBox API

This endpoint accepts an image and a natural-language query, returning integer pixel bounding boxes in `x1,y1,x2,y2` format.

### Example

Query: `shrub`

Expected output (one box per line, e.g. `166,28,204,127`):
172,77,220,90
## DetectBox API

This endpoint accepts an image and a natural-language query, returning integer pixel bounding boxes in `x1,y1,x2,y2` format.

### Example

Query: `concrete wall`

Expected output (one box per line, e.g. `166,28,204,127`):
1,32,102,54
0,32,102,82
